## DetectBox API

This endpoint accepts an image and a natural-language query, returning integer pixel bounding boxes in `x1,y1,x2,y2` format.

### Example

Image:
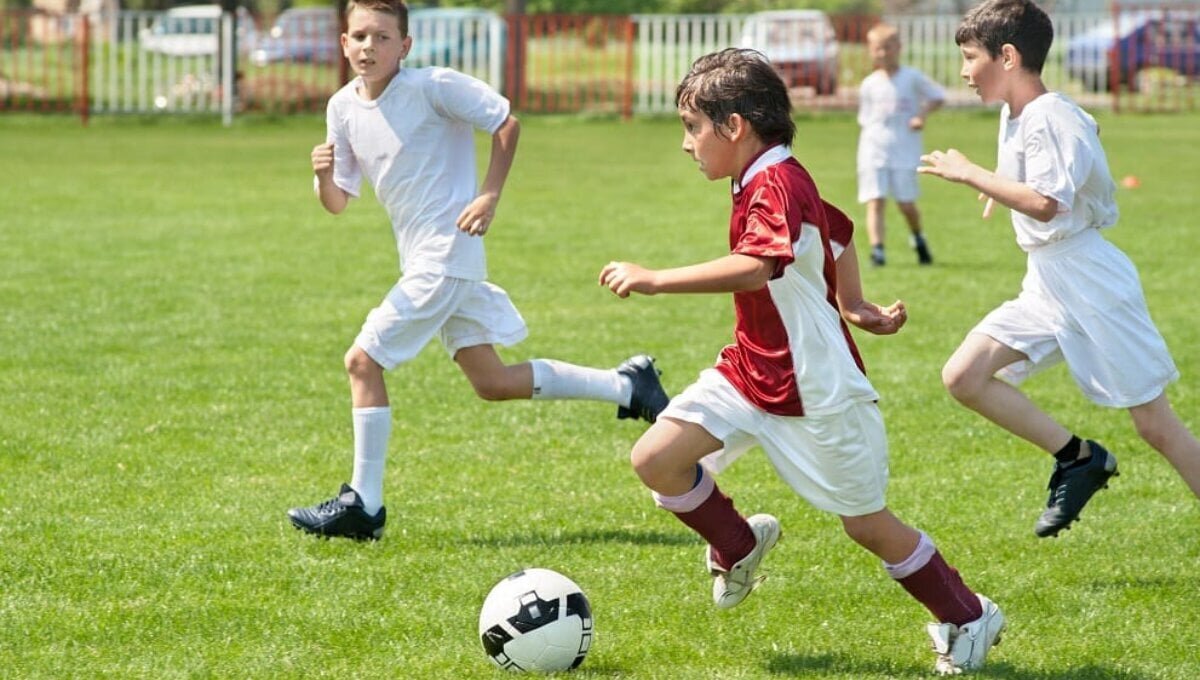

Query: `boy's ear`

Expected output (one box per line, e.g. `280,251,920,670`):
726,113,748,141
1000,43,1021,71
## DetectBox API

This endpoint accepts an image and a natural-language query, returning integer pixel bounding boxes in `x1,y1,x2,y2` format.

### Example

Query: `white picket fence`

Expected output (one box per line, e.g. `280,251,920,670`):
75,10,1119,117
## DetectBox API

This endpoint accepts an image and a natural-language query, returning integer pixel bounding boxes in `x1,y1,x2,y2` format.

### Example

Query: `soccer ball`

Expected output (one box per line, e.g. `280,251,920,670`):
478,568,593,673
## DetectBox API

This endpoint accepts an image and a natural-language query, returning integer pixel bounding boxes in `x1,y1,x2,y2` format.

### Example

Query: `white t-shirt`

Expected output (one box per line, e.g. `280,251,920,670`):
325,67,511,280
997,92,1119,252
856,66,945,171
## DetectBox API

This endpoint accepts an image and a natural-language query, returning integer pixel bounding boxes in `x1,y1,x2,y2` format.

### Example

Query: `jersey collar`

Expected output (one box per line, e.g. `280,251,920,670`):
732,145,791,196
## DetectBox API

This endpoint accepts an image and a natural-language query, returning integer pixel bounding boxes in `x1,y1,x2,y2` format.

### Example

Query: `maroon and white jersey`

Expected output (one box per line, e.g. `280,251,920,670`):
714,145,878,417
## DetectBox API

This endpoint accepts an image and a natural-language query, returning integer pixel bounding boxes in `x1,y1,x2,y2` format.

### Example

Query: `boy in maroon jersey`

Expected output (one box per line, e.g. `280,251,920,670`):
600,48,1003,674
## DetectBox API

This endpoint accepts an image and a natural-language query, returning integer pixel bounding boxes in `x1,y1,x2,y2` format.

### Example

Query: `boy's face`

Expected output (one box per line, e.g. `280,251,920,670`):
342,7,412,84
959,40,1005,104
679,107,738,181
868,34,901,71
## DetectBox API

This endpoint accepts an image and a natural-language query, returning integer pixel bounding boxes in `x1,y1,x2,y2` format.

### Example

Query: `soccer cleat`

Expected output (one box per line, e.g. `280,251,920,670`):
616,354,669,423
1034,441,1119,538
927,594,1005,675
706,513,781,609
287,483,386,541
870,244,886,267
912,234,933,265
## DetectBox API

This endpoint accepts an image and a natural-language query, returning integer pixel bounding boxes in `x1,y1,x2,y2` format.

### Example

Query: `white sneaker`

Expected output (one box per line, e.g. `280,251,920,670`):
705,513,781,609
926,594,1005,675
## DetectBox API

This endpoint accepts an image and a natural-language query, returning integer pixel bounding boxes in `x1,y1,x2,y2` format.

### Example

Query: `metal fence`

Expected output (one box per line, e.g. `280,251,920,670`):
2,4,1197,121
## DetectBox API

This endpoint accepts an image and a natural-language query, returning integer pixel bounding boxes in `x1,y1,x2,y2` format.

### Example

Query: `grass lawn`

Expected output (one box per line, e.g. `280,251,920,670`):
2,109,1199,679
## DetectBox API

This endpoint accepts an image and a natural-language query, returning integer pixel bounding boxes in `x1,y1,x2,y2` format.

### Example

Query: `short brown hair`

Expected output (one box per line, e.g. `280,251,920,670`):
346,0,409,36
675,48,795,148
955,0,1053,74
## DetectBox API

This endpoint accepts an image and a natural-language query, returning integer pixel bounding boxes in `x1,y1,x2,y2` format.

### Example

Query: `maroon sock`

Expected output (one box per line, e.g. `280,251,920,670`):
897,551,984,626
673,484,757,570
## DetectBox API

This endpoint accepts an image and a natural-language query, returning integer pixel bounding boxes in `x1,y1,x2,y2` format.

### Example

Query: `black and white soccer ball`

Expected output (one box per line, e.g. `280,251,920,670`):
478,568,593,673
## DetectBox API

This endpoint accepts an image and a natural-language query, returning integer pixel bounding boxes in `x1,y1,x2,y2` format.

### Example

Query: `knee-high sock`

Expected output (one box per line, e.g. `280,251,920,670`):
653,466,756,570
885,532,984,626
350,406,391,515
530,359,631,405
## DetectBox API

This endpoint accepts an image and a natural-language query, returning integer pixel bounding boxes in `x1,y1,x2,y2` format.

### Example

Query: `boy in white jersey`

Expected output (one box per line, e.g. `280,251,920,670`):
919,0,1200,538
857,22,944,267
287,0,668,541
601,48,1003,676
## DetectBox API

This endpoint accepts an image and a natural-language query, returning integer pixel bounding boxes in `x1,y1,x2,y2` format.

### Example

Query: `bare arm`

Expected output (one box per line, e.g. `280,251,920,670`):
909,98,943,130
836,240,907,335
918,148,1057,222
457,114,520,236
599,253,775,298
312,142,349,215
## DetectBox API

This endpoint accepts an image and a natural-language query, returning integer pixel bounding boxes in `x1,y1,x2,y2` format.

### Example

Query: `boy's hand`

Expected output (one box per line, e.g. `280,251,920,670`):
312,142,335,177
908,115,925,130
917,148,979,184
599,261,657,298
843,300,907,335
456,192,498,236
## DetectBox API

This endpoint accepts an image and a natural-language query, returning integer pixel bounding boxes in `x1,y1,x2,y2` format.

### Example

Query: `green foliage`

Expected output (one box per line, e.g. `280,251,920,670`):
1,111,1199,678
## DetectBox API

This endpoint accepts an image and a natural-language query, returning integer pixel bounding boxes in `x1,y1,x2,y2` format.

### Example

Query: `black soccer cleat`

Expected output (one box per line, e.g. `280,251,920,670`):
870,244,886,267
912,235,933,266
1034,441,1119,538
616,354,669,423
288,483,386,541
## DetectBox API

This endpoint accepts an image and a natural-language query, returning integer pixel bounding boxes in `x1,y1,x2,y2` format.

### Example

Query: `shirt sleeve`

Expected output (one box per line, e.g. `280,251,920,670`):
426,67,511,134
822,199,854,259
735,182,798,278
1023,113,1093,214
917,70,945,103
325,95,362,198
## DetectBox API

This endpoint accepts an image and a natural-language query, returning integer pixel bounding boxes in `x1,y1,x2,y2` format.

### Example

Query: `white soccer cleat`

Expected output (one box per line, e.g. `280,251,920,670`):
927,594,1005,675
706,513,781,609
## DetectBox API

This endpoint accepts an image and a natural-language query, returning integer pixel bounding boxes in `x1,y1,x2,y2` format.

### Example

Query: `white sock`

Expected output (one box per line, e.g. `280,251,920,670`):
350,406,391,515
529,359,631,406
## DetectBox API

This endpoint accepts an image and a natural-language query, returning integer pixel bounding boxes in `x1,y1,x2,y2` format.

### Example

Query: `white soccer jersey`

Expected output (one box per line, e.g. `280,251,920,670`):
997,92,1119,252
325,67,511,280
856,66,945,171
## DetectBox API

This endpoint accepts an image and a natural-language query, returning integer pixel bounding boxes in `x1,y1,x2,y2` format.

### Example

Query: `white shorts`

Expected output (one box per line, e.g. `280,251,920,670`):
662,369,888,517
974,229,1177,408
857,167,919,203
355,271,528,370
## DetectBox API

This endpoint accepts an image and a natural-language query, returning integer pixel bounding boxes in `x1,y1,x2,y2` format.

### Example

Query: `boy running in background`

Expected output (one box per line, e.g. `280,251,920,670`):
919,0,1200,537
288,0,668,541
857,22,945,267
601,48,1003,675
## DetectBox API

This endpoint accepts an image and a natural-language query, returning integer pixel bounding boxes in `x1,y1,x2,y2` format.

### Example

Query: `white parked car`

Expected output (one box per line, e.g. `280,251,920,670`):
140,4,258,57
740,10,840,95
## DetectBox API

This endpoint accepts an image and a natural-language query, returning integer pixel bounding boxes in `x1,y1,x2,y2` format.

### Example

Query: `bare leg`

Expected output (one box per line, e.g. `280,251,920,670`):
1130,393,1200,499
630,417,723,495
866,198,886,251
897,201,923,236
841,509,920,563
942,333,1072,455
346,345,388,407
453,344,535,400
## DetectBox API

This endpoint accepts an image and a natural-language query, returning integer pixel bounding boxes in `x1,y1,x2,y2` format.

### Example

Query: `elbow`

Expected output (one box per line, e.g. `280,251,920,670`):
1032,198,1059,223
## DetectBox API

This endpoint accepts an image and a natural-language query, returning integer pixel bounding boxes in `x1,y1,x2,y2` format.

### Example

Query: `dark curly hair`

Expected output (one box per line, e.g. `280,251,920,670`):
955,0,1053,75
675,48,795,148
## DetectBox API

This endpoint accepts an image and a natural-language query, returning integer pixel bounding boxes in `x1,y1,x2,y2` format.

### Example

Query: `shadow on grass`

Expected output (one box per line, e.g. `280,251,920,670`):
766,653,1152,679
466,528,698,548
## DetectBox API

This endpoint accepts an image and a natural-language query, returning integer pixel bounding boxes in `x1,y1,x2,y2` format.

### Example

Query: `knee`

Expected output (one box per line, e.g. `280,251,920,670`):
344,347,380,380
941,359,980,404
630,441,668,487
470,375,511,402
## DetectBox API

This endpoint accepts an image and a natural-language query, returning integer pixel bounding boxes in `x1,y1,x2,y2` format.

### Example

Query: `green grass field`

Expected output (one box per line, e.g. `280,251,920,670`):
2,109,1199,679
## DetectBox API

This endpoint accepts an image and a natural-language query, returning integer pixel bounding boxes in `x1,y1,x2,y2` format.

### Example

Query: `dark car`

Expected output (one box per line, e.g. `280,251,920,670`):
1067,11,1200,92
250,7,340,66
